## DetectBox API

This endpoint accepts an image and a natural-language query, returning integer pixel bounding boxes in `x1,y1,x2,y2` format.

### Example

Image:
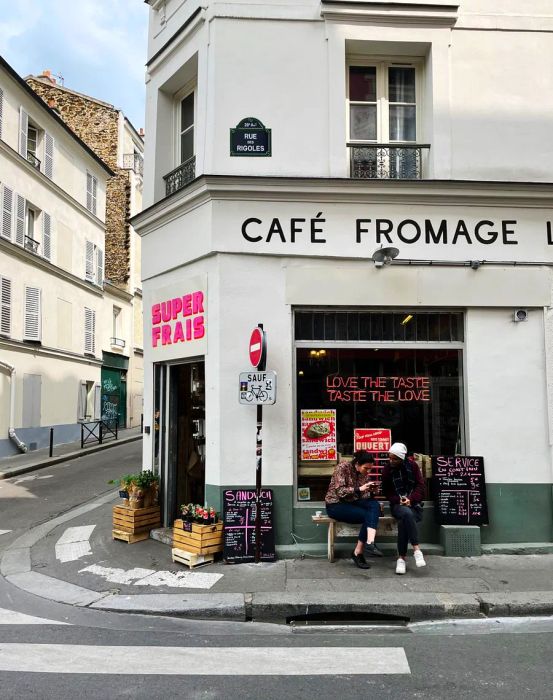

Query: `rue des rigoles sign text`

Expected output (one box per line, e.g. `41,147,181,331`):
230,118,271,157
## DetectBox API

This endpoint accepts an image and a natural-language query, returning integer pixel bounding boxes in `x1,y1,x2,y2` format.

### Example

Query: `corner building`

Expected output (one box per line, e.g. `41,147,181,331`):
135,0,553,551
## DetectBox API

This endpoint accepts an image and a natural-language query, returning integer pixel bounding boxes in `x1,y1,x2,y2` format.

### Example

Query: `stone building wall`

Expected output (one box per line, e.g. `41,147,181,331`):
27,76,131,287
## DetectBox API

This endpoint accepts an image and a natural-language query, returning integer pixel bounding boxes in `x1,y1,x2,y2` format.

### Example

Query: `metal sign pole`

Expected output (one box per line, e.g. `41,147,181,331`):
255,323,265,564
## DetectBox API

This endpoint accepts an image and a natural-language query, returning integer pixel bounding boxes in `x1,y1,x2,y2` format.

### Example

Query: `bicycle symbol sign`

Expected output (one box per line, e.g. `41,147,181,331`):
239,371,277,405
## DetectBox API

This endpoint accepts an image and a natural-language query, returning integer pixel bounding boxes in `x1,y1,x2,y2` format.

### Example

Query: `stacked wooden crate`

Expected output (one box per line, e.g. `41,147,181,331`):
172,519,223,568
112,505,161,543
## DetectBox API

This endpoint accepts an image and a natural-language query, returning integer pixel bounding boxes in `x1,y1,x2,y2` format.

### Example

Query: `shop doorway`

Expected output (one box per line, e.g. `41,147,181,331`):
165,361,206,523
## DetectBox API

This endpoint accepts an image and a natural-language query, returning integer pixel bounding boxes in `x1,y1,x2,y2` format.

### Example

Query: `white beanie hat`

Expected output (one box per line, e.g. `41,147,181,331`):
389,442,407,460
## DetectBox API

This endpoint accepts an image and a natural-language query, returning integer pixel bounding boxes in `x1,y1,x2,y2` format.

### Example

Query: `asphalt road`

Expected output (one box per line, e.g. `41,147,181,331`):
1,442,552,699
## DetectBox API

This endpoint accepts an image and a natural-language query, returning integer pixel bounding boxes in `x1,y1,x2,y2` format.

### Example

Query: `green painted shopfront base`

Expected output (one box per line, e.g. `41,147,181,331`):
205,483,553,556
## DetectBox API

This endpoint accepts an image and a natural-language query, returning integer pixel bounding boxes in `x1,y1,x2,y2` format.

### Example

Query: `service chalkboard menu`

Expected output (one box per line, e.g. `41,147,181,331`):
223,489,276,563
431,455,489,525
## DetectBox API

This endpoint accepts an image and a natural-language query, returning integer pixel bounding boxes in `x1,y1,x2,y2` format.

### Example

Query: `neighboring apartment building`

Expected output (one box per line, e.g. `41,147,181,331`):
0,56,113,458
133,1,553,551
26,71,145,431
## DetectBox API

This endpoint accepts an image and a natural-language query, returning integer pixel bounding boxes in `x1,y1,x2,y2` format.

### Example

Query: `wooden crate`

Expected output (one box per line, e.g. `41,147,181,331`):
171,547,215,569
172,521,223,555
112,529,150,544
112,505,161,535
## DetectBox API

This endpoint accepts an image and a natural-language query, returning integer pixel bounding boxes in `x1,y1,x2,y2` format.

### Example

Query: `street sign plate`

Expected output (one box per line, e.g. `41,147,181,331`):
249,327,266,368
239,371,277,405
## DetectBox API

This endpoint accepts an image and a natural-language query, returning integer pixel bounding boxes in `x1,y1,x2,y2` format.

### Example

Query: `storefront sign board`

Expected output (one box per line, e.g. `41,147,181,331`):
239,371,277,405
300,409,337,461
143,275,207,362
354,428,391,453
431,455,489,526
223,489,276,563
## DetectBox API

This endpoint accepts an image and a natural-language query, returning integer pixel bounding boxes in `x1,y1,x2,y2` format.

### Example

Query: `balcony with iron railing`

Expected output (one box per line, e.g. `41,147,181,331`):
348,143,430,180
122,152,144,177
24,235,40,254
27,151,41,171
163,156,196,197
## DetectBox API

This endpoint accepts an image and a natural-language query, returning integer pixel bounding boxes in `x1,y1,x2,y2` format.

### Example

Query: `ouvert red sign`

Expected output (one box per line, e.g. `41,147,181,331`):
249,327,265,368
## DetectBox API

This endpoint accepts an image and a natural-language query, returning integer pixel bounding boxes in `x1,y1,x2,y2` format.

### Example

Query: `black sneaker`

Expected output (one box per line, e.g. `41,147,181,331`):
351,551,371,569
364,543,384,557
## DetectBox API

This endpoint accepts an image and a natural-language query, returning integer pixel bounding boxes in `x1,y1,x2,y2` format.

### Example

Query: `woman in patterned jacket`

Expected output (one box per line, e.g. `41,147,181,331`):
325,450,382,569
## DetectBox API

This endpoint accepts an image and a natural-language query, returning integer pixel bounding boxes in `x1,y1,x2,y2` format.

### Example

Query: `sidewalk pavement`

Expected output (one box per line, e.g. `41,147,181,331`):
2,490,553,624
0,427,143,480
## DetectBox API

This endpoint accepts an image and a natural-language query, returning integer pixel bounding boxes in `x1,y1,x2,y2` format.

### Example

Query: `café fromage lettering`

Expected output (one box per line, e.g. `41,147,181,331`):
241,216,553,248
151,291,205,348
326,375,431,403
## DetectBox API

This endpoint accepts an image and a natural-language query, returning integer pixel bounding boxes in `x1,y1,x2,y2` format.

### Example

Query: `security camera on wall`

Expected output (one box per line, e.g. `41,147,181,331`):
514,309,528,322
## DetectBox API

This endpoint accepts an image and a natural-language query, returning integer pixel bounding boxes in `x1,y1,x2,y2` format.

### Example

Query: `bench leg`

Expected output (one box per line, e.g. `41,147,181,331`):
328,521,335,563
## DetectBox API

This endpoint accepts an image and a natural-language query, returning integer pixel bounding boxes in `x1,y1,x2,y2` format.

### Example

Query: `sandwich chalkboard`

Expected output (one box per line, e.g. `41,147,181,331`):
431,455,489,525
223,489,276,563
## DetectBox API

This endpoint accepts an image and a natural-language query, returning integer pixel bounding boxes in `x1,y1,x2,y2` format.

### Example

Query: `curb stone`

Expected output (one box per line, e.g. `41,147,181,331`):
478,592,553,617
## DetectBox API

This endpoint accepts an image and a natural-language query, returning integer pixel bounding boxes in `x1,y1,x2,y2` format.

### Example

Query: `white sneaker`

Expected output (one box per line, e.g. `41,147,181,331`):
395,558,406,575
414,550,426,568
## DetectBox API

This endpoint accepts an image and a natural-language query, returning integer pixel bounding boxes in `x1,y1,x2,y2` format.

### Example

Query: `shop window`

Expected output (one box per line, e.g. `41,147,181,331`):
295,311,464,503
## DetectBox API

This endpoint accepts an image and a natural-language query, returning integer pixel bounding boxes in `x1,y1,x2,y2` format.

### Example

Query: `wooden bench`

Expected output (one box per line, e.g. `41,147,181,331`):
312,514,398,562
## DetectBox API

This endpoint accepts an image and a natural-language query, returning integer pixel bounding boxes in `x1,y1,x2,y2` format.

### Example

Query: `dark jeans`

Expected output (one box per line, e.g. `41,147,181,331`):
326,499,380,543
391,504,423,556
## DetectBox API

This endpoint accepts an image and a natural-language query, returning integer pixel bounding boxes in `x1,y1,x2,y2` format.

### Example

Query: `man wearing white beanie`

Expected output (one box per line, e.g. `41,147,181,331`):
382,442,426,575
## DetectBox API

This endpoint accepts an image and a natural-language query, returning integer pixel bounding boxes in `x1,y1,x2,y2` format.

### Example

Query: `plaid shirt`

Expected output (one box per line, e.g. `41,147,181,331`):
325,461,374,504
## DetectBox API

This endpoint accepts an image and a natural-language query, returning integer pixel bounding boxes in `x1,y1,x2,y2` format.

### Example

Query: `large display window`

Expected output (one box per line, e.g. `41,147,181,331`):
295,311,465,502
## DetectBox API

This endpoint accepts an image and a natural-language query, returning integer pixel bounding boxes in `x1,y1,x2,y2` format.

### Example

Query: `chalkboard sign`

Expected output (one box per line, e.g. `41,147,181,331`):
432,455,489,525
223,489,276,563
230,118,272,157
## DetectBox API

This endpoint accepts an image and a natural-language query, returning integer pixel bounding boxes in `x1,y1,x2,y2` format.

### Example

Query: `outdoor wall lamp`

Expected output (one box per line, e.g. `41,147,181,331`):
372,245,400,267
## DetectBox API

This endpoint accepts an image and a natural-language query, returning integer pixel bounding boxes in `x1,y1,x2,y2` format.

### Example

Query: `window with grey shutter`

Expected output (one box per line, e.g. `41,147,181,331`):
42,212,52,261
19,107,28,158
86,172,97,215
94,383,101,420
96,248,103,287
77,381,87,421
84,307,95,354
0,87,4,141
0,275,11,336
1,185,13,241
85,240,94,281
15,193,25,246
44,133,54,179
24,286,41,341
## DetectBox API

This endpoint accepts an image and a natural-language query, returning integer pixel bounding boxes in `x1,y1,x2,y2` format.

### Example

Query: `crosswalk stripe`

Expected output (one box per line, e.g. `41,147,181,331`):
0,645,410,675
0,608,69,626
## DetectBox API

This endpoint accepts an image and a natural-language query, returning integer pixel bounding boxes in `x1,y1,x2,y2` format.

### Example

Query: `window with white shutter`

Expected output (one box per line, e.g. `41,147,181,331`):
44,133,54,179
1,185,13,241
24,286,41,341
19,107,28,158
42,212,52,261
0,275,11,337
84,307,95,354
86,172,97,215
96,248,103,287
85,240,94,281
0,88,4,141
94,383,101,420
15,194,25,246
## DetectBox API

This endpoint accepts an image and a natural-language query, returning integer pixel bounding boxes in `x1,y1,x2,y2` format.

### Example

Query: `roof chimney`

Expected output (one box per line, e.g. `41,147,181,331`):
139,128,145,137
41,69,56,84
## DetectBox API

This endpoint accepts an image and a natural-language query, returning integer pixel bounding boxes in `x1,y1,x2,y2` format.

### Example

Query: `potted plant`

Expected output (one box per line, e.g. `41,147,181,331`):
138,470,160,507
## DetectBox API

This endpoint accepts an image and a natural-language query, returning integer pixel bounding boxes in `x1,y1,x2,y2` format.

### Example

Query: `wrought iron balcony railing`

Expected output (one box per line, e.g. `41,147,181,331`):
110,337,126,348
348,143,430,180
122,153,144,176
24,235,40,254
163,156,196,197
27,151,41,170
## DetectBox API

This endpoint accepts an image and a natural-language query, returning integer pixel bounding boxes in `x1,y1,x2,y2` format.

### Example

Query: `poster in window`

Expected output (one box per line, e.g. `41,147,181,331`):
300,409,337,461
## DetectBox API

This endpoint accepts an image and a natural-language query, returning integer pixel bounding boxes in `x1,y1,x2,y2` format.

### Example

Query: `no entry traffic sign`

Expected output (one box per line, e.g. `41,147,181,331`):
249,326,266,369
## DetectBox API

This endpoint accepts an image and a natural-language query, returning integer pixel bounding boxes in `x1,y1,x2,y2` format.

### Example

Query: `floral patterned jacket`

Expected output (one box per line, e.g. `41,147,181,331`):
325,461,375,504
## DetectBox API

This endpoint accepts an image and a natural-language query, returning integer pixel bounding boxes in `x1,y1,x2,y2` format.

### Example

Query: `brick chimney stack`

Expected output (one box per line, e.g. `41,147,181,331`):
139,128,145,137
41,69,56,84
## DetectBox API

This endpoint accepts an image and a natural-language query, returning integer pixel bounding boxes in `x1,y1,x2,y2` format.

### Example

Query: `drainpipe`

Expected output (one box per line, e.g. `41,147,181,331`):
0,360,27,453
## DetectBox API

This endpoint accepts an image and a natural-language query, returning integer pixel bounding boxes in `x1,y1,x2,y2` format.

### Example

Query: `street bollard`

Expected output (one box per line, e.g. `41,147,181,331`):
49,427,54,457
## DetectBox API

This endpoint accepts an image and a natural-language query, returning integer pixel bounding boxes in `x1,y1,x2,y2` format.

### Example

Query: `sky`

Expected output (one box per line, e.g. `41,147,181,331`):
0,0,149,130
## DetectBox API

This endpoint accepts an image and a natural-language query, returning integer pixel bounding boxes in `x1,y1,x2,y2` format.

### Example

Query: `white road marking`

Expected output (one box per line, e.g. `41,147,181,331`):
0,607,69,626
55,525,96,562
0,644,410,675
0,530,12,536
79,564,223,589
12,474,54,486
